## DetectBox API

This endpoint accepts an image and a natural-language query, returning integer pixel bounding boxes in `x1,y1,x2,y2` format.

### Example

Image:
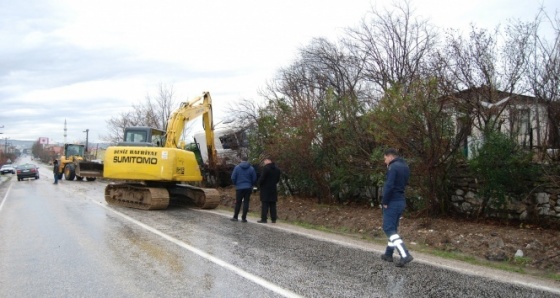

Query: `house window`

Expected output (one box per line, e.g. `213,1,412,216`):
509,107,533,148
514,108,531,136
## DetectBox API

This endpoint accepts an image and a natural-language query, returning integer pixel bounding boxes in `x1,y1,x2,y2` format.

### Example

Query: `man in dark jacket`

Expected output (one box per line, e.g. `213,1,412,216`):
53,159,60,185
380,148,413,267
230,156,257,222
257,158,281,223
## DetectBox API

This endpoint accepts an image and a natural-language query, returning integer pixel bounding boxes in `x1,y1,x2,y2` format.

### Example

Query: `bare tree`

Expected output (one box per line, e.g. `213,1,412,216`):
143,83,178,130
346,0,437,96
227,98,265,131
253,36,377,202
102,83,179,143
527,9,560,152
103,110,138,143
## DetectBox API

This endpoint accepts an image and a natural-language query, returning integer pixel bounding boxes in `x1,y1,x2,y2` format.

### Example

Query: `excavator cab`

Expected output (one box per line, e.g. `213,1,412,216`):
118,127,166,147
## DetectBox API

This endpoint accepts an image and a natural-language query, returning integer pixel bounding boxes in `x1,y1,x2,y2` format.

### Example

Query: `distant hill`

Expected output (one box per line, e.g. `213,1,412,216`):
7,140,112,150
6,140,35,149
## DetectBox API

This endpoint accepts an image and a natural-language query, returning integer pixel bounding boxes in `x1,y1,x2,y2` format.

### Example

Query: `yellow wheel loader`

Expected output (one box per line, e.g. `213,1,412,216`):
58,144,103,181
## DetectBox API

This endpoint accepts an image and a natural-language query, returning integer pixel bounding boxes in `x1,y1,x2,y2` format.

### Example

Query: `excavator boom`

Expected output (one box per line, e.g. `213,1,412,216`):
165,92,218,167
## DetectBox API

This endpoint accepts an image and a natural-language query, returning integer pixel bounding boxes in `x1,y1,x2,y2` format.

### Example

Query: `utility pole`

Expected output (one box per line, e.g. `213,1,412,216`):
83,129,89,153
3,137,8,154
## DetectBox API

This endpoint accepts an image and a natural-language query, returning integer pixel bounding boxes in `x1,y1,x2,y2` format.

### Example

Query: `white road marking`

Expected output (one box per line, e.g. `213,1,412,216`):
0,181,13,212
93,201,302,298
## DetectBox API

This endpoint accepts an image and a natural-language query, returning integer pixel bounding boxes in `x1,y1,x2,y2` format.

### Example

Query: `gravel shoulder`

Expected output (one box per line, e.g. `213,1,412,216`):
217,186,560,289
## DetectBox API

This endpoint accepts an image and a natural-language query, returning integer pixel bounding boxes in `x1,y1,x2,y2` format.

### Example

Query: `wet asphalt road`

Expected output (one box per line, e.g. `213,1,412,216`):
0,160,559,297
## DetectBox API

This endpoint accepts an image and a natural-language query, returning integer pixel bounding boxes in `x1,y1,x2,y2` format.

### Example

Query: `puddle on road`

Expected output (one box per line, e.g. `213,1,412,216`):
106,223,185,275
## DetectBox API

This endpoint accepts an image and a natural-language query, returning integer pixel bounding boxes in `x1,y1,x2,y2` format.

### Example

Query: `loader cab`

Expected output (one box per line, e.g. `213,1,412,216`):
119,127,166,147
65,144,85,158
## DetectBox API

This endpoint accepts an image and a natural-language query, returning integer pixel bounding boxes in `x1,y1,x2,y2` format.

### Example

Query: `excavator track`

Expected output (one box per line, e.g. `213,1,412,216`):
105,183,170,210
105,183,220,210
168,184,221,209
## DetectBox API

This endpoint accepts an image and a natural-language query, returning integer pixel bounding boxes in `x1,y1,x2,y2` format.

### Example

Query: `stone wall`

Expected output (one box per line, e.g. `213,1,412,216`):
449,165,560,222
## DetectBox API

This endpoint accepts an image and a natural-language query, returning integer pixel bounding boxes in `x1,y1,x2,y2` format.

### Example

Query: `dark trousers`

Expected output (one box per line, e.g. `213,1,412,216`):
261,201,277,221
382,200,406,256
53,173,59,184
382,200,406,236
233,188,252,220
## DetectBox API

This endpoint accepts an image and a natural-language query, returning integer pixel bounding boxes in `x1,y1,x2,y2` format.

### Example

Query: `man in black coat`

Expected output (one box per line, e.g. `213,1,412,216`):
53,159,60,185
257,158,281,223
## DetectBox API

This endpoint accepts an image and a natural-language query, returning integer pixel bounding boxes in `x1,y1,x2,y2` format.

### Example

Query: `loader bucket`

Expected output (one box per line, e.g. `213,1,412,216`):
77,161,104,178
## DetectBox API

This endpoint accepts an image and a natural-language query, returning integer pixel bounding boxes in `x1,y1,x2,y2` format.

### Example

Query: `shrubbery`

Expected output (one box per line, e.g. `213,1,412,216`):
468,131,537,217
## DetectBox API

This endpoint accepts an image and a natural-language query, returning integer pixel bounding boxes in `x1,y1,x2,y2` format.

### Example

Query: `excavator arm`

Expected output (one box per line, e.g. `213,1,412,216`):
165,91,218,169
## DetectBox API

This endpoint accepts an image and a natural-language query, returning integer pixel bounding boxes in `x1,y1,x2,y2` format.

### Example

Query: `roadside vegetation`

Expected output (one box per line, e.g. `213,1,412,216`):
226,0,560,222
0,152,16,166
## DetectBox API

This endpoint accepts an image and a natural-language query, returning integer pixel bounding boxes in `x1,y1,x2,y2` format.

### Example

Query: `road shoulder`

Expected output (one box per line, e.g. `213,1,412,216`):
202,208,560,295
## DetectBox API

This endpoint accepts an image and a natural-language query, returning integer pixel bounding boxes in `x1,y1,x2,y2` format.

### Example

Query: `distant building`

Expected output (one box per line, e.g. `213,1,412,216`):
447,86,558,158
38,137,49,145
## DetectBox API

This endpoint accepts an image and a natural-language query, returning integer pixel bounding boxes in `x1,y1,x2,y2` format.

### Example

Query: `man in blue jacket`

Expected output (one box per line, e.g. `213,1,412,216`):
231,156,257,222
381,148,413,267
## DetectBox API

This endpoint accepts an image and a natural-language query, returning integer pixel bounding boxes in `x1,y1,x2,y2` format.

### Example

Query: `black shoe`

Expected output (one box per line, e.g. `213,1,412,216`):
395,255,413,267
380,254,393,262
241,219,247,223
257,220,267,223
271,220,276,223
230,218,238,222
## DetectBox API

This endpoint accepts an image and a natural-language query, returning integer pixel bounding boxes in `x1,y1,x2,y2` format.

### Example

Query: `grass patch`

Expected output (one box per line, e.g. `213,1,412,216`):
543,272,560,281
291,221,331,233
408,244,530,274
512,256,531,266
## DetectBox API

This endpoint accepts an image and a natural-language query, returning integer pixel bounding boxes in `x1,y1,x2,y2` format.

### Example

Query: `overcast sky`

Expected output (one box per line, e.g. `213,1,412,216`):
1,0,558,144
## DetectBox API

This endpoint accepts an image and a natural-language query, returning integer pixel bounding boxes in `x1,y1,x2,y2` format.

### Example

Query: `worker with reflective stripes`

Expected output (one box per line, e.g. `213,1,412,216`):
380,148,413,267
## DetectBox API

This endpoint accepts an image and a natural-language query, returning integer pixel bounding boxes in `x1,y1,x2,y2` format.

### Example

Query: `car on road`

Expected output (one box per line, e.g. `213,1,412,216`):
16,163,40,181
1,164,16,175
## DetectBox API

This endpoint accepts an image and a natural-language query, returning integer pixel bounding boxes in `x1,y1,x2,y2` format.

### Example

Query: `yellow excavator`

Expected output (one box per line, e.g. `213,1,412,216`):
101,91,220,210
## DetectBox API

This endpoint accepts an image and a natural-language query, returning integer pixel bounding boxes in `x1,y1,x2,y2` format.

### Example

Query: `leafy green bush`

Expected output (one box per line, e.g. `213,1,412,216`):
468,130,537,216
